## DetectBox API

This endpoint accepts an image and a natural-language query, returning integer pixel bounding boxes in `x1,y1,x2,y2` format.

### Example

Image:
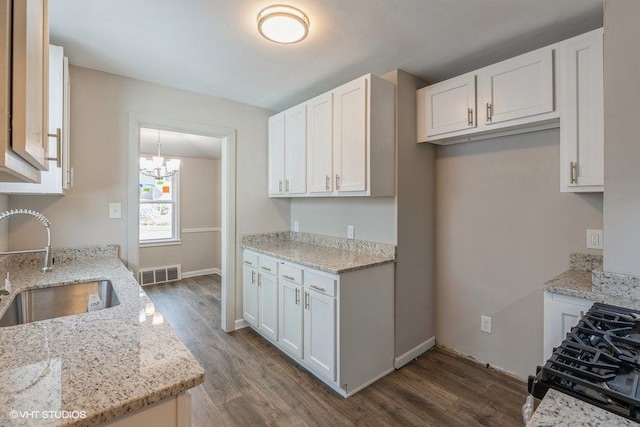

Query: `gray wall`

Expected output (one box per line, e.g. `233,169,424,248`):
8,66,290,322
435,128,603,378
390,70,436,360
603,0,640,277
139,156,221,274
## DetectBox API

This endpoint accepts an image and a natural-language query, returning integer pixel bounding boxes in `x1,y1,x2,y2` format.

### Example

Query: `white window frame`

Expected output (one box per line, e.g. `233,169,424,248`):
139,172,182,247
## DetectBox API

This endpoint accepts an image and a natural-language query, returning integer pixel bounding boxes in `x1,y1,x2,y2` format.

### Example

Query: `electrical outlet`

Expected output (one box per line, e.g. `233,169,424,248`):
587,229,603,249
481,315,492,334
109,203,122,219
347,225,354,239
293,221,299,232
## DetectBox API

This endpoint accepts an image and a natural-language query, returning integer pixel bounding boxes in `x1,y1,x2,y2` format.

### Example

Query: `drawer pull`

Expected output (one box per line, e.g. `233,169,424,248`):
295,288,300,305
310,284,326,293
467,108,473,126
261,266,272,272
251,271,256,284
304,292,309,309
325,175,330,191
283,274,295,281
243,260,253,266
570,162,578,184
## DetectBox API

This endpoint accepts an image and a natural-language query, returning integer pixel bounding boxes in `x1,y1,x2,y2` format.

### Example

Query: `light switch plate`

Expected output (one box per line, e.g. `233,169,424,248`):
109,203,122,219
587,229,603,249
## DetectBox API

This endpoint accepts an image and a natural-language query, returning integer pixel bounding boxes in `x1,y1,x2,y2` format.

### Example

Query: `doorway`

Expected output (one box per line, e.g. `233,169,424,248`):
128,114,237,332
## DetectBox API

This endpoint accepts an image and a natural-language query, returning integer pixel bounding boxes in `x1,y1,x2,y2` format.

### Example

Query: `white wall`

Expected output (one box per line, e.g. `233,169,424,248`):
603,0,640,276
139,156,221,275
435,129,603,378
0,194,7,250
8,66,290,321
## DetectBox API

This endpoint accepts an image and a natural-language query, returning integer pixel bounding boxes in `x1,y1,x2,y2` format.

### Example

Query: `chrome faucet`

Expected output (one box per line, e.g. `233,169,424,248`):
0,209,53,273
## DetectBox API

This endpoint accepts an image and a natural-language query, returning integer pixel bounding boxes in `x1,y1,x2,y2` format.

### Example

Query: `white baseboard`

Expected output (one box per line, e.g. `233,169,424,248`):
181,268,221,279
394,336,436,368
234,318,248,330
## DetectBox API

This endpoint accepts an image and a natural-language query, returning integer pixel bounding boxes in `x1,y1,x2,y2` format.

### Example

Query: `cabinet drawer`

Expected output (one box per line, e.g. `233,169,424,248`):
259,257,278,275
305,270,336,297
280,264,303,284
243,251,258,268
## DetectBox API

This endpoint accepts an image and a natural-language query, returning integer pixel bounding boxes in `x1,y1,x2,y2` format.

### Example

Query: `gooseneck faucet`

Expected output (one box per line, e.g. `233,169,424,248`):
0,209,53,273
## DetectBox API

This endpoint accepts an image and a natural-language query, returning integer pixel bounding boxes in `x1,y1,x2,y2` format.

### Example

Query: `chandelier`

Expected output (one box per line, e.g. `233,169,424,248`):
140,130,181,180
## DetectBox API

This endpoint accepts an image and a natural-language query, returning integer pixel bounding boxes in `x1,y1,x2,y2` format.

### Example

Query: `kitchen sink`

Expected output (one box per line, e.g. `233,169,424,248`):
0,280,119,327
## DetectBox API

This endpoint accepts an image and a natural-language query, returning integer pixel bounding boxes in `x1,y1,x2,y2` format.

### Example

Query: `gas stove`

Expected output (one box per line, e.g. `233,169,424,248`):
529,302,640,422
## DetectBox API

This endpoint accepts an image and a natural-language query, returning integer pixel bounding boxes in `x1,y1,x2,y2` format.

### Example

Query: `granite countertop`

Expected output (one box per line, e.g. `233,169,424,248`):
241,232,396,274
0,245,204,426
527,389,637,426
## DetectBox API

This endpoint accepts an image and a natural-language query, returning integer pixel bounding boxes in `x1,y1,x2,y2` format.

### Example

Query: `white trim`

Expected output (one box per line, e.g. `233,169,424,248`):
139,239,182,248
234,318,249,330
128,114,237,334
182,268,221,278
393,336,436,369
181,227,221,234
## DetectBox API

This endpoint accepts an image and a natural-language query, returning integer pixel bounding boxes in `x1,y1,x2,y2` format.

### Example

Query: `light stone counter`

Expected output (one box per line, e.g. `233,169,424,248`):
241,232,396,274
527,389,637,426
0,245,204,426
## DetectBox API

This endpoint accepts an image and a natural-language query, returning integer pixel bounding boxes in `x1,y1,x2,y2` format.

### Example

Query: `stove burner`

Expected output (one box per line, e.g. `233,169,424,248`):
529,302,640,422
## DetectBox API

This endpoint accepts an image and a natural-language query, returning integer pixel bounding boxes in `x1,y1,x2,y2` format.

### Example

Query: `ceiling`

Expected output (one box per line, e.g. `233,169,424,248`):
140,128,222,160
49,0,603,112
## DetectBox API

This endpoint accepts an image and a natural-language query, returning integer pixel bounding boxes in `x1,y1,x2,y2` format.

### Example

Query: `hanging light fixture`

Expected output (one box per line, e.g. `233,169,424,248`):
257,5,309,44
139,130,180,180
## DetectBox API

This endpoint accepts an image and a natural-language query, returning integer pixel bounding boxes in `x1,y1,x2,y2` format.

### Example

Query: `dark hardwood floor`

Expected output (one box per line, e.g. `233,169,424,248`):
145,275,528,426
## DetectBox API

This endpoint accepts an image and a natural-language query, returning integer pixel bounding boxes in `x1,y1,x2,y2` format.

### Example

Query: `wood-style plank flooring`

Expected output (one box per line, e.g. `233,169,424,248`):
145,275,528,426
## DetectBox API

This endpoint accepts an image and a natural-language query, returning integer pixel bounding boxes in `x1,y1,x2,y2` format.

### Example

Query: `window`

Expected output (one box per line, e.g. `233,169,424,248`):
139,173,179,244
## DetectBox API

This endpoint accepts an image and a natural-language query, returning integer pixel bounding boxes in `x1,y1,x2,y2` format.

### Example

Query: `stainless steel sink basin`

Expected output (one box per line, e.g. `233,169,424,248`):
0,280,120,327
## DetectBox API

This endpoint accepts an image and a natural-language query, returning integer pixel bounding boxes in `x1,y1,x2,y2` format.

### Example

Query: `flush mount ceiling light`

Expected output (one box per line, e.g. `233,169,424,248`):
257,5,309,44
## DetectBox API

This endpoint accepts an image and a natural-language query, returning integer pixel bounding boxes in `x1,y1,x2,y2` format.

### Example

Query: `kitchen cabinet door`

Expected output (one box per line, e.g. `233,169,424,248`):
0,44,72,194
12,0,49,171
304,287,336,381
279,279,303,358
268,112,286,196
258,271,278,341
333,76,367,193
285,104,306,195
307,93,333,194
417,74,476,140
559,28,604,192
242,265,259,328
543,291,592,361
479,47,554,125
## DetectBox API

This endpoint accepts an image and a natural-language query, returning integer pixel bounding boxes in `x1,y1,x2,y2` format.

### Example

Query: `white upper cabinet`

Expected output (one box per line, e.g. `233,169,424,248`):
269,73,395,198
11,0,49,171
479,48,554,126
333,76,367,193
417,74,476,140
268,104,307,197
0,0,43,183
0,44,73,194
306,92,333,194
559,28,604,193
418,46,559,145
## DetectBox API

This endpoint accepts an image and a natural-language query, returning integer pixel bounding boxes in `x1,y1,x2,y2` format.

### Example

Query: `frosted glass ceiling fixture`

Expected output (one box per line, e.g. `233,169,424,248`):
139,130,180,180
257,5,309,44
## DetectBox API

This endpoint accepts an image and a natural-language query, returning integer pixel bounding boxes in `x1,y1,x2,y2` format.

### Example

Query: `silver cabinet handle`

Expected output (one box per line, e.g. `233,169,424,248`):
251,270,256,284
570,162,577,184
279,180,283,193
283,274,295,281
486,103,492,122
295,287,300,305
261,266,272,272
304,292,309,309
46,128,62,167
325,175,330,191
243,260,253,266
310,284,326,293
467,108,473,126
258,273,262,286
285,179,290,192
336,174,341,190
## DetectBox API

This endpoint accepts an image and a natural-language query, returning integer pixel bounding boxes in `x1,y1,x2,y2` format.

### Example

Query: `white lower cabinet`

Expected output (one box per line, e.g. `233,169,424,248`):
543,291,593,361
242,252,259,327
243,250,394,397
